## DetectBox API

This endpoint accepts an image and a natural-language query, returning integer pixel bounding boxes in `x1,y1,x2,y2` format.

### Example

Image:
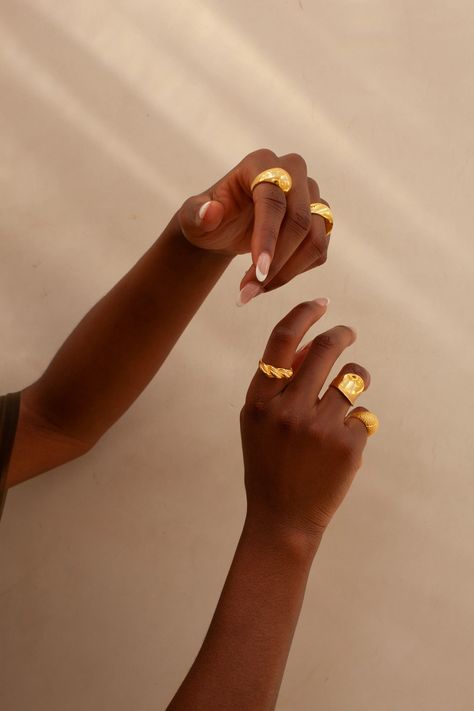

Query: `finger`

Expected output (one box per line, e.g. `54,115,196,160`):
239,156,311,290
237,149,287,270
246,299,329,403
344,406,371,448
240,183,330,293
178,194,226,243
318,363,371,421
262,186,329,292
285,325,357,406
255,153,312,282
291,338,315,374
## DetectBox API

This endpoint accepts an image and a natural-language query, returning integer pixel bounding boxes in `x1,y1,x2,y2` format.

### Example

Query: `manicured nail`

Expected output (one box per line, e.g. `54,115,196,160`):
197,201,212,224
312,297,330,307
236,283,263,307
256,252,271,282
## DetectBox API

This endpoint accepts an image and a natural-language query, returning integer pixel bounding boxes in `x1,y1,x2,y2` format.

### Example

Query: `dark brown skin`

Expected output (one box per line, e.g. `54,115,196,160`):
166,301,371,710
4,149,369,710
7,148,329,486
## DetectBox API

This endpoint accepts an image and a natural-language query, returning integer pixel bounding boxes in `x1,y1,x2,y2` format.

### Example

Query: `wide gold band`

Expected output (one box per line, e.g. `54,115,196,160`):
259,360,294,379
250,168,292,193
310,202,334,235
331,373,365,405
345,410,379,436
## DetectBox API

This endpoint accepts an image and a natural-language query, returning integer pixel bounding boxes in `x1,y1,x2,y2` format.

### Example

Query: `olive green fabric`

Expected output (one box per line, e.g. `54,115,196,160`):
0,392,21,521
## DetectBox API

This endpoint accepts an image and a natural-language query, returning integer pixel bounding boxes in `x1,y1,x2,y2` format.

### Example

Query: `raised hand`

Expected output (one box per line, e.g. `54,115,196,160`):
178,149,331,304
241,299,377,541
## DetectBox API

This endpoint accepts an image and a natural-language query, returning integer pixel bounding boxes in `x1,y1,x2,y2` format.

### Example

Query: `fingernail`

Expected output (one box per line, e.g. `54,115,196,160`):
256,252,271,282
312,297,330,307
236,283,263,307
197,201,212,224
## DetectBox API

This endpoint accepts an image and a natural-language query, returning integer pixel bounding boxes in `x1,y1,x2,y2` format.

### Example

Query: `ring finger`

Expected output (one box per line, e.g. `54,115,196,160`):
263,188,330,292
318,363,371,420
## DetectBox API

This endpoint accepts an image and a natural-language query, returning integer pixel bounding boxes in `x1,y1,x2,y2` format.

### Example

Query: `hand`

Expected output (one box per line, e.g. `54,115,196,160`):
178,149,330,304
240,299,373,544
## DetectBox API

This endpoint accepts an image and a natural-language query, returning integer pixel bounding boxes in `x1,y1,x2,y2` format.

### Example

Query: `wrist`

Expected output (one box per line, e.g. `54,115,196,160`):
242,508,323,566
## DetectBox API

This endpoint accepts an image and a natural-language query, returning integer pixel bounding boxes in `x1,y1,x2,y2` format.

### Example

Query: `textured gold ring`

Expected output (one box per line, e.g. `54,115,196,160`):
331,373,365,405
250,168,292,193
345,410,379,436
259,359,294,379
310,203,333,235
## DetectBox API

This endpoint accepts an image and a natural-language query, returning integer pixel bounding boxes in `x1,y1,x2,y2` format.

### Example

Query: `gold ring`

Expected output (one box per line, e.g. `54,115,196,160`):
331,373,365,405
250,168,292,193
345,410,379,436
310,203,333,235
259,360,293,379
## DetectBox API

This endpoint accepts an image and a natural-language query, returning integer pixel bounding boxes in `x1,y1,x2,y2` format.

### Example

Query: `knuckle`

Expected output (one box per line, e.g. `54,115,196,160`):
286,152,307,172
242,398,268,422
271,325,296,348
314,424,356,460
250,147,277,162
262,190,287,214
275,408,301,432
313,331,338,352
287,207,312,237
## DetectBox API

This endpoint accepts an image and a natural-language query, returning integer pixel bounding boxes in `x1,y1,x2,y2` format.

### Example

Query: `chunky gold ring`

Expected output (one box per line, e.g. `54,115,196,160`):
250,168,292,193
345,410,379,436
310,203,333,235
259,359,293,379
331,373,365,405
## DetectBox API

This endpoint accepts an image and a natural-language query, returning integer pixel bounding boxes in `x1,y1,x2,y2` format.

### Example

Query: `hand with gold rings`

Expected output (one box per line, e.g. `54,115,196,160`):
177,149,332,305
242,298,377,540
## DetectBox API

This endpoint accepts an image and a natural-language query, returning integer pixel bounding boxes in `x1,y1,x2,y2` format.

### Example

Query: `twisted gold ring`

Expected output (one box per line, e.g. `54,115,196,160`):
331,373,365,405
259,360,294,379
250,168,292,193
310,203,334,235
345,410,379,436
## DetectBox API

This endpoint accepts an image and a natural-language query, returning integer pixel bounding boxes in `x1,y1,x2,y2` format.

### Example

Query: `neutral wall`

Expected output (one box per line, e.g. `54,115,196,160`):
1,1,473,709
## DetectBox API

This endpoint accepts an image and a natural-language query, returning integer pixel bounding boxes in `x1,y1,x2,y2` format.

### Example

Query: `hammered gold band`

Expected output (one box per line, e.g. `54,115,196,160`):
331,373,365,406
345,410,379,436
259,360,294,379
250,168,292,193
310,203,334,235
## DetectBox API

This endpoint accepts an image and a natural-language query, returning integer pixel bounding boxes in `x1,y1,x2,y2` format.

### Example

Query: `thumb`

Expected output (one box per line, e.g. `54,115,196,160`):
179,194,225,242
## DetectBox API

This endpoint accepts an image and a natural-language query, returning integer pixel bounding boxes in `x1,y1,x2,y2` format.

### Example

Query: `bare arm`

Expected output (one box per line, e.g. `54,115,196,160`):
166,300,375,710
8,215,231,486
7,149,330,486
167,517,317,710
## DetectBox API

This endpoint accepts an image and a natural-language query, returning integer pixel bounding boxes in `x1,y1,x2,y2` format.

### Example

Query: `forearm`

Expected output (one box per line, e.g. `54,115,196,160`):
23,213,232,445
167,515,319,711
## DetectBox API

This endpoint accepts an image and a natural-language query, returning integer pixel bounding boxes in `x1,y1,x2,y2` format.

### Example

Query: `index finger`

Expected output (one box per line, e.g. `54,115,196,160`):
246,298,329,403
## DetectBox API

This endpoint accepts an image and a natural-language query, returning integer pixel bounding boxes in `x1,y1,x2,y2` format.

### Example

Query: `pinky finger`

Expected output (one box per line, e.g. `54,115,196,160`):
345,407,379,442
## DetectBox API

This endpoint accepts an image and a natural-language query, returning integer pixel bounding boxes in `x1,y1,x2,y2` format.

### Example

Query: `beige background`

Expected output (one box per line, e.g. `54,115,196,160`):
1,1,473,709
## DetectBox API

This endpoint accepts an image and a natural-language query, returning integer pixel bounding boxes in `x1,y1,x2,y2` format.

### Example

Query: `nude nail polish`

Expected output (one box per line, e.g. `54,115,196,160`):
236,283,263,307
197,201,211,224
256,253,271,282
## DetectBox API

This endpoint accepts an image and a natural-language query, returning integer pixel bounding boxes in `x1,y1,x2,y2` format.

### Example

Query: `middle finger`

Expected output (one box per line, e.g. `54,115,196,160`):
240,153,312,288
285,325,357,407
